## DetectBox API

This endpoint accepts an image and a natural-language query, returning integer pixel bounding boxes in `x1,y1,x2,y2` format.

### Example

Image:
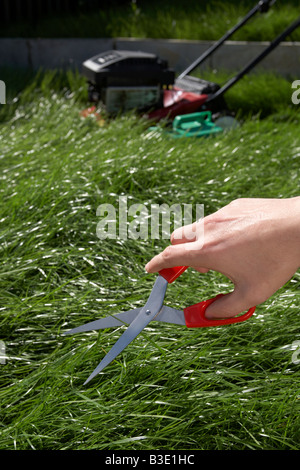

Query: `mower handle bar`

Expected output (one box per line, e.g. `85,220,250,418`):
177,0,276,80
207,15,300,103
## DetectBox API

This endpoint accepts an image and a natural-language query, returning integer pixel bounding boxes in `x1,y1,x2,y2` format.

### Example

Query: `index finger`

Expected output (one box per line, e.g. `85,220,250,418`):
145,241,201,273
171,222,199,245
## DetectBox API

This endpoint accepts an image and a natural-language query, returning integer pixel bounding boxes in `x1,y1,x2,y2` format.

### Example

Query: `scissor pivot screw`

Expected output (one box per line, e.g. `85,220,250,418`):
145,309,151,315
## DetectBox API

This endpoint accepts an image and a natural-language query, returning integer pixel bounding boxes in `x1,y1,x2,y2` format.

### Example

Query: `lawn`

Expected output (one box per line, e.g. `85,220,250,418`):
0,68,299,451
1,0,300,42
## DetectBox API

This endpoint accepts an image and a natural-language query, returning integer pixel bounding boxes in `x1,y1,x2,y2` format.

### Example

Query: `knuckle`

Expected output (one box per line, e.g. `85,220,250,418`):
228,198,242,208
162,245,174,261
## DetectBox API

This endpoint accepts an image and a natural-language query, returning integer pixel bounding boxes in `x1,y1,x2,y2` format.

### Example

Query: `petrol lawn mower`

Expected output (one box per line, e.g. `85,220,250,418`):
81,0,300,127
83,49,175,114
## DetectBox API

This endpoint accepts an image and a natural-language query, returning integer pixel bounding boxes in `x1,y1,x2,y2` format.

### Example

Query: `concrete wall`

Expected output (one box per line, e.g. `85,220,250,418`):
0,37,299,77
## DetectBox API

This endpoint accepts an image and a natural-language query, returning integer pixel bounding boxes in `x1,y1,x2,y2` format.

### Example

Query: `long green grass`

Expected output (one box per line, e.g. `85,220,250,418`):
2,0,300,41
0,69,299,450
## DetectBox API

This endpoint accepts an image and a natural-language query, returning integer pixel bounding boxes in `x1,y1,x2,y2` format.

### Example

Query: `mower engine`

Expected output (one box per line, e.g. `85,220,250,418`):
82,50,175,114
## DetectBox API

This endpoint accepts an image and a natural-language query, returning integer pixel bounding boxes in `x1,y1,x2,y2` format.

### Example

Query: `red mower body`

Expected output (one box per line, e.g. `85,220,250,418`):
146,88,208,122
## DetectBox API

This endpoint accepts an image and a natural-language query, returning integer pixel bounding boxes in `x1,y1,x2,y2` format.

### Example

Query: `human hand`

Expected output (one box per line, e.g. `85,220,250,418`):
145,197,300,319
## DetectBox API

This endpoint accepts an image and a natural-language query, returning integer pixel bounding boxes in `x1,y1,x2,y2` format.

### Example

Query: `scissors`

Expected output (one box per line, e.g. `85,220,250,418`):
63,266,256,385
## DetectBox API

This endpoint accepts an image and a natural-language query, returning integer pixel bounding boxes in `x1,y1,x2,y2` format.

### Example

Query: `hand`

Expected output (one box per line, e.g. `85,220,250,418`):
145,197,300,319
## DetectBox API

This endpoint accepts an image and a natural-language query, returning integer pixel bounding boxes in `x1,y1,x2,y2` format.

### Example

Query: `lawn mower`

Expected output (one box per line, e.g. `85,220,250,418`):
81,0,300,127
83,49,175,114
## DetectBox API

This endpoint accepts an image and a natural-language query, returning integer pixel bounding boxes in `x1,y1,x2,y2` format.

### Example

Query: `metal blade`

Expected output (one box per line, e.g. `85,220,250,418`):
62,308,141,335
155,306,185,325
83,275,168,385
63,306,185,335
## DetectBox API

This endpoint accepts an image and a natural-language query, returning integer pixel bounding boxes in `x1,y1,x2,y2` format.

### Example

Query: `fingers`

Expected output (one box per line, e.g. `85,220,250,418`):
191,266,210,274
171,222,199,245
205,286,254,319
145,242,203,273
145,220,208,273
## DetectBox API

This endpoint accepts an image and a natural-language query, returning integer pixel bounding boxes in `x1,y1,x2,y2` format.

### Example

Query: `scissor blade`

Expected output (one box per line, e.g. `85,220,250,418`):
62,308,141,335
63,305,185,336
83,275,168,385
155,306,185,325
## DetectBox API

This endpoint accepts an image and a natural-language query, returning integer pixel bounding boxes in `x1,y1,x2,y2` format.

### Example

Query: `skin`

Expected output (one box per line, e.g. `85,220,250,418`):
145,197,300,319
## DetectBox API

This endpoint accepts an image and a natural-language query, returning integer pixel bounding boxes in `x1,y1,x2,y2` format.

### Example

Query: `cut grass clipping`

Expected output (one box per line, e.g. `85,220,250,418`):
0,69,299,450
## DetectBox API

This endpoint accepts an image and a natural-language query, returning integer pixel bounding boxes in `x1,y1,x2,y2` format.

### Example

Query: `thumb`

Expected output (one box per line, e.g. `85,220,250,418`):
205,288,252,319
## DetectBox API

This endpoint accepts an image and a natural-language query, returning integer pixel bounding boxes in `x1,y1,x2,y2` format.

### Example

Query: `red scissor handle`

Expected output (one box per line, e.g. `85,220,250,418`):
159,266,256,327
159,266,188,283
184,294,256,328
